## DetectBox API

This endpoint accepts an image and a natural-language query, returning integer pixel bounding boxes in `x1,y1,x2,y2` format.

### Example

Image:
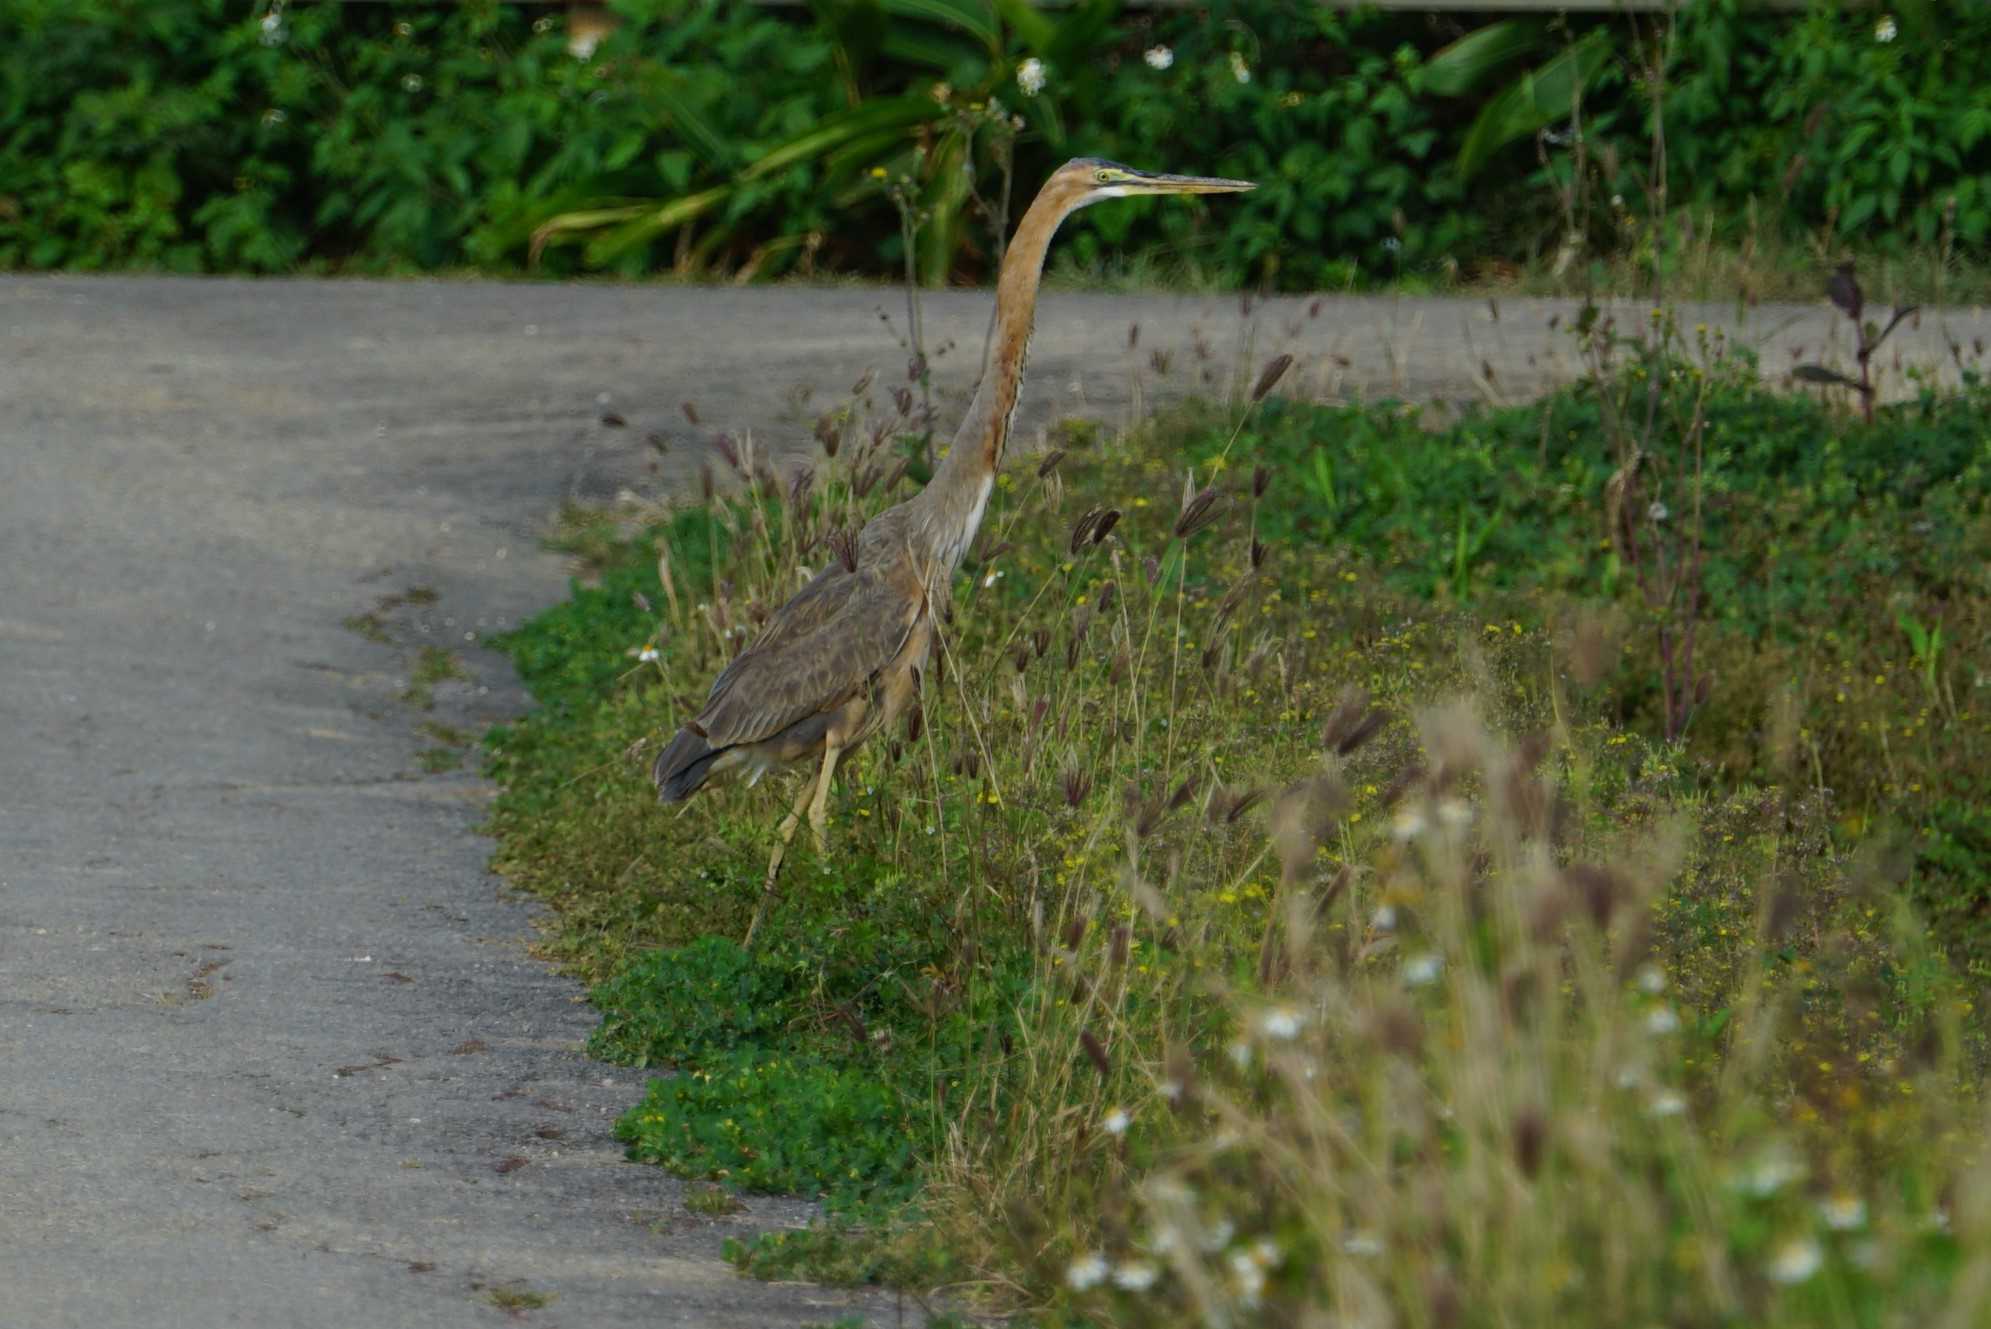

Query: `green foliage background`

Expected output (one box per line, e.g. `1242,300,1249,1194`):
4,0,1988,286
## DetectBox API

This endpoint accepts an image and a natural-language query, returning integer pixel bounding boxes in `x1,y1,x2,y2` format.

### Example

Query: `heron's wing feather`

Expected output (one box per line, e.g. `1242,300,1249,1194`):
693,562,919,749
705,560,849,700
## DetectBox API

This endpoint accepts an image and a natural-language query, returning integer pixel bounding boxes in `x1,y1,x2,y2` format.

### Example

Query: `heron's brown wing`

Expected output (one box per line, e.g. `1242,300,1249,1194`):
704,560,851,702
692,562,919,749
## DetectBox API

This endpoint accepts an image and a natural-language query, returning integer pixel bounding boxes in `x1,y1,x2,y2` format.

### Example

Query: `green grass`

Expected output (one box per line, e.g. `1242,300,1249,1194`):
1048,233,1991,308
401,645,467,710
482,348,1990,1323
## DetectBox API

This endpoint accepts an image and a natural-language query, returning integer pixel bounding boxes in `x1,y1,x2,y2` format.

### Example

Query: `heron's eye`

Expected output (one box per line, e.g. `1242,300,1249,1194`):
1095,168,1113,184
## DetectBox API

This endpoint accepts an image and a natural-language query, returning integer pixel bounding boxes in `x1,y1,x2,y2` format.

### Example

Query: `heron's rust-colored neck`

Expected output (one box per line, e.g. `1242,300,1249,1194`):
907,180,1081,577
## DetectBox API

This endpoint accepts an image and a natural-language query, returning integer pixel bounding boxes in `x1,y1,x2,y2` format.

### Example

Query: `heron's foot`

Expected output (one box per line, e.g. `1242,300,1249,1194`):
744,859,780,949
746,808,804,949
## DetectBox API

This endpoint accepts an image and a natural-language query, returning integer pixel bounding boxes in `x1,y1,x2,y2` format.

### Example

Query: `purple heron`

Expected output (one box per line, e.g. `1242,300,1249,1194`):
652,158,1255,942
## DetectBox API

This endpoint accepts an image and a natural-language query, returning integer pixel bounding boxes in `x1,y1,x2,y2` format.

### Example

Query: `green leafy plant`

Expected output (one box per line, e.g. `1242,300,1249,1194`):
6,1,1989,287
1792,261,1920,424
1425,20,1617,183
530,0,1120,285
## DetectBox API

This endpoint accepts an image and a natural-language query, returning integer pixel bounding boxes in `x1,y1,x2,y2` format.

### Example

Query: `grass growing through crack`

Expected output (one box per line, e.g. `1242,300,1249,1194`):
401,645,468,710
484,344,1990,1322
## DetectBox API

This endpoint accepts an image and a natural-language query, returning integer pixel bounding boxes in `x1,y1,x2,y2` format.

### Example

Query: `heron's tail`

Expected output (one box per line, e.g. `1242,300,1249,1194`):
653,727,720,803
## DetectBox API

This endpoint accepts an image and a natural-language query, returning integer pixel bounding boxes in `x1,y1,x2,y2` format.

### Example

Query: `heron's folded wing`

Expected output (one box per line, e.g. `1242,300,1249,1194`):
692,565,918,749
704,559,850,702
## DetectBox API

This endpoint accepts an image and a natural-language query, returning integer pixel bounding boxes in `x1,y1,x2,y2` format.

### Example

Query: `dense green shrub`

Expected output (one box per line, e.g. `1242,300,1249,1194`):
8,1,1983,283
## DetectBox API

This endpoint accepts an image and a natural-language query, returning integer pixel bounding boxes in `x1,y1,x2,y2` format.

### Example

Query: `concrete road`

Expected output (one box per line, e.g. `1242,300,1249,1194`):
1,274,1985,1328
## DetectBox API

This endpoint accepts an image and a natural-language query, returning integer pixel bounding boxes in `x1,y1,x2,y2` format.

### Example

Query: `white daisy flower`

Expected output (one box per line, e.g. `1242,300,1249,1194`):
1767,1237,1823,1285
637,645,660,663
1113,1260,1160,1291
1258,1007,1303,1041
1821,1193,1867,1231
1645,1006,1680,1035
1739,1147,1804,1197
1647,1089,1687,1118
1636,963,1668,994
1875,15,1898,42
1017,57,1046,96
1229,1250,1266,1305
1144,45,1174,70
1066,1251,1109,1290
1102,1107,1130,1136
1403,952,1443,987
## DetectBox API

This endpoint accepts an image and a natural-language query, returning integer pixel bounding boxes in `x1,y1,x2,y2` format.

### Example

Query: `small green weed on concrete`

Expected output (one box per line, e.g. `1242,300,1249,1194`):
683,1182,745,1217
402,645,467,710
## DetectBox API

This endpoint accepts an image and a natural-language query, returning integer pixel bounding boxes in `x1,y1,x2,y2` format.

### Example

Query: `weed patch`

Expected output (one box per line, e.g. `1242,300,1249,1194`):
484,366,1988,1319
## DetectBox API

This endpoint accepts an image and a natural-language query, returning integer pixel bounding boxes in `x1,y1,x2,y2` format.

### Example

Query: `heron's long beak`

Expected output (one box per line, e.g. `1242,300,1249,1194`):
1123,170,1256,195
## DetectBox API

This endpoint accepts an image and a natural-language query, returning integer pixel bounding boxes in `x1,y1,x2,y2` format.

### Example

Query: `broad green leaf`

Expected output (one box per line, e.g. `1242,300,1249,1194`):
1455,30,1613,181
989,0,1055,52
581,185,731,264
654,86,730,170
882,0,997,48
742,96,938,181
1423,20,1541,99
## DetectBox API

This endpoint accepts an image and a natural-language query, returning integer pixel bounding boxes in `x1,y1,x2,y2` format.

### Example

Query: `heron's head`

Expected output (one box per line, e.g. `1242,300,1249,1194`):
1049,157,1256,211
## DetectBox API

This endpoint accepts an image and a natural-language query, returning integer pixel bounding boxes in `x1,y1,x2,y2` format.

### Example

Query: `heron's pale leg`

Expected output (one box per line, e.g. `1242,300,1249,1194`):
745,777,815,948
807,741,844,851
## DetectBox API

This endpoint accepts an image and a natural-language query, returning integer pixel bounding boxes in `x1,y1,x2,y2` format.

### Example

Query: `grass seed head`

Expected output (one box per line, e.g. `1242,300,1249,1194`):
1323,691,1387,756
1168,773,1201,813
1070,507,1104,555
1563,864,1624,931
787,465,815,514
1251,352,1295,403
1062,766,1093,809
1080,1029,1112,1077
1174,485,1227,540
1512,1107,1548,1178
827,528,859,573
1370,1000,1424,1056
